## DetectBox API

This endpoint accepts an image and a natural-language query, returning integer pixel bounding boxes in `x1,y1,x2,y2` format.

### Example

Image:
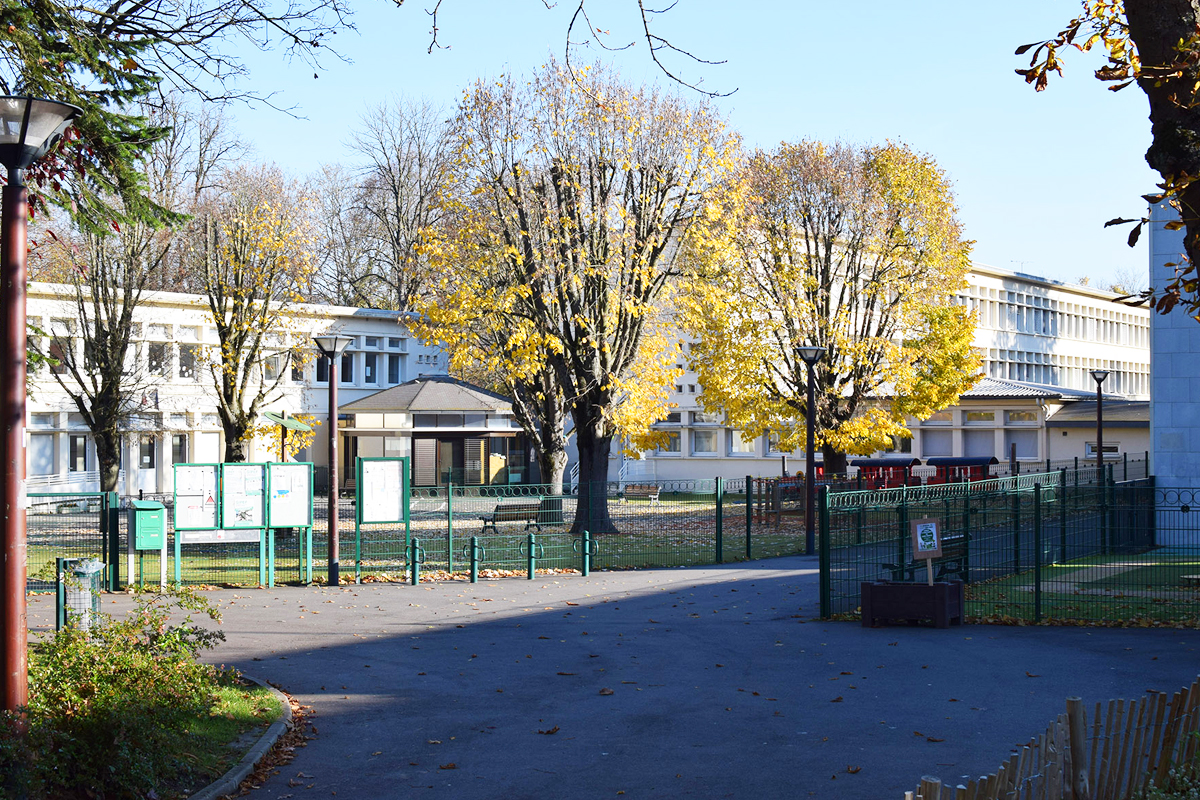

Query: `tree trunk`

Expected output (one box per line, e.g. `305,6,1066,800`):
1126,1,1200,268
821,444,848,477
571,411,616,535
223,416,250,462
539,444,568,496
94,429,121,494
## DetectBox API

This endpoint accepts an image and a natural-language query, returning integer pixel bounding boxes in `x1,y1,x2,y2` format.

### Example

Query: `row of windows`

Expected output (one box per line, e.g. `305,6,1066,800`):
922,409,1039,426
653,428,763,457
29,432,190,476
959,289,1149,348
982,354,1149,396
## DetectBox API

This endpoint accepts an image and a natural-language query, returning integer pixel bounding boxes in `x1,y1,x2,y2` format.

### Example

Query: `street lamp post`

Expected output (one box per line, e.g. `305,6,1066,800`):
313,335,354,587
796,345,823,556
1090,369,1110,472
0,97,80,713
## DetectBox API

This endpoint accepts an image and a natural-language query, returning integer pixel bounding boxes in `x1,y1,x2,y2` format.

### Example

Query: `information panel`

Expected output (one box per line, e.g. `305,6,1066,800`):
268,462,313,528
359,458,407,524
178,529,263,544
221,463,267,529
173,464,220,530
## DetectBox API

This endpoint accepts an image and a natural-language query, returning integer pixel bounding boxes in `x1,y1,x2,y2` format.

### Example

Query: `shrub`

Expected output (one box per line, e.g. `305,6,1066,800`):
0,587,227,798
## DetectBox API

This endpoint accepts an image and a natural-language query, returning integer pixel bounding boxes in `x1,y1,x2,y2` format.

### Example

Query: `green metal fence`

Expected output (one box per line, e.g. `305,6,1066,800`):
817,469,1200,625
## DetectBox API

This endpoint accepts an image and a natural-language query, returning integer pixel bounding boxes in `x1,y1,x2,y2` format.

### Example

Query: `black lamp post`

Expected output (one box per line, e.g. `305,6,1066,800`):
795,345,823,556
0,96,80,713
1090,369,1110,471
313,334,354,586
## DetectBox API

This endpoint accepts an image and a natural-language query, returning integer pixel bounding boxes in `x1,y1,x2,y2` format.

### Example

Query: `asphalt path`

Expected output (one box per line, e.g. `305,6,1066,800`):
27,556,1200,799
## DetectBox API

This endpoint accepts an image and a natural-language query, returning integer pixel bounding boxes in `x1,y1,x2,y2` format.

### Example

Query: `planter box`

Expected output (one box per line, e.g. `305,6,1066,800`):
861,580,965,629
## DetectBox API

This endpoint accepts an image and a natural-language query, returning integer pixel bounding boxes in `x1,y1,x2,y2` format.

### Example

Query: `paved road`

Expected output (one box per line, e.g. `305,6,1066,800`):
28,556,1200,799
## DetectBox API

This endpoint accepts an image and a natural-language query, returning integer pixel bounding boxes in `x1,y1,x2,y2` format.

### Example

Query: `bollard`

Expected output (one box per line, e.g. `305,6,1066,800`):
526,532,537,579
582,530,592,576
463,536,483,584
409,537,425,586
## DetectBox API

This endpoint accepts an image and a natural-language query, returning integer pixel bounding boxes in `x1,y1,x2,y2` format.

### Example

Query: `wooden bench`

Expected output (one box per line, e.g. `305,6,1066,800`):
622,484,660,504
480,498,544,534
881,534,968,582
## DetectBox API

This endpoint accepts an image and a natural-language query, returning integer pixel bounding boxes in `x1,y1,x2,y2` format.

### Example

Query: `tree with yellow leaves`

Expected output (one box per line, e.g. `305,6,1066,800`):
684,140,981,475
419,61,739,531
189,165,318,462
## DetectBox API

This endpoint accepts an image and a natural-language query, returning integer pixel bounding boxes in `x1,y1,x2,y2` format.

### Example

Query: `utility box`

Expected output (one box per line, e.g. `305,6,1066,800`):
129,500,166,550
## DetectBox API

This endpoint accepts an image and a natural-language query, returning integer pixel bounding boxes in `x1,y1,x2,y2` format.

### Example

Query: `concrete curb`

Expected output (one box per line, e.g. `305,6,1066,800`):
188,675,293,800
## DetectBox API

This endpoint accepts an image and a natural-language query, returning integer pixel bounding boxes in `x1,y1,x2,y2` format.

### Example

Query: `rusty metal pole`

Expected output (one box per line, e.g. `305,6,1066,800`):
1,176,28,712
326,356,340,586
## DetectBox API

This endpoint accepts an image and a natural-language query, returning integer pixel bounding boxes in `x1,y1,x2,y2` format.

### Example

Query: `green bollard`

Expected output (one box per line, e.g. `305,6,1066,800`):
410,537,424,586
582,530,591,576
527,532,538,579
467,536,481,584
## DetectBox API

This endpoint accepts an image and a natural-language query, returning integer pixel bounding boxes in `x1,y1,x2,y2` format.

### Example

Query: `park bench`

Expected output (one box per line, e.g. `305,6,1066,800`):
621,484,660,504
880,533,968,583
480,497,544,534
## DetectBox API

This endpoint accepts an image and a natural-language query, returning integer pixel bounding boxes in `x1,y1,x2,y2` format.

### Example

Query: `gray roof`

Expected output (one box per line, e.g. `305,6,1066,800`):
958,377,1063,400
1047,400,1149,428
341,375,512,413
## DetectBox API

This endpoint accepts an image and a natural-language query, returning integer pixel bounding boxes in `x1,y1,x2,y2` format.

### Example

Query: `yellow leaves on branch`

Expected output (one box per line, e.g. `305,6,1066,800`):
682,139,980,459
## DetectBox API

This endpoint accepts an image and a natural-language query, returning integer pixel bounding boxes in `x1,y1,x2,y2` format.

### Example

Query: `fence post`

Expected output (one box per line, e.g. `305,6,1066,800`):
819,486,831,619
715,477,724,564
897,490,908,575
1123,451,1128,482
745,475,753,560
447,481,454,574
1059,468,1068,564
106,491,120,591
1012,480,1022,575
962,484,972,584
1066,697,1090,800
1033,482,1042,623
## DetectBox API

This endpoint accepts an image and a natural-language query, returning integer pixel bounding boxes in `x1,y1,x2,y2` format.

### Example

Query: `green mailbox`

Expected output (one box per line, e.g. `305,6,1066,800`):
129,500,166,550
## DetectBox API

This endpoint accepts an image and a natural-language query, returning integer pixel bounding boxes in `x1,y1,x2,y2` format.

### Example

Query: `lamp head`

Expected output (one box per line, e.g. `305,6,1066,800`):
0,97,82,177
312,334,355,359
795,345,823,366
1090,369,1110,386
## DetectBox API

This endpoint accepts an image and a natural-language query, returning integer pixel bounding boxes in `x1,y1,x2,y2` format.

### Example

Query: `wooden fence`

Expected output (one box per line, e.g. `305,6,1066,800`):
908,677,1200,800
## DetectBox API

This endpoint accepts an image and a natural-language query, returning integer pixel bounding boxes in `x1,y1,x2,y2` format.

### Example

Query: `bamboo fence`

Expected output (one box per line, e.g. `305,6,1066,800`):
907,676,1200,800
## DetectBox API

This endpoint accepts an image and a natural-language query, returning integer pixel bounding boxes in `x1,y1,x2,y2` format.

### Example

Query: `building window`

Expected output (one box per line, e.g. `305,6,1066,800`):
923,410,952,425
1085,441,1120,460
139,436,156,469
364,353,378,384
1005,410,1038,425
388,337,402,349
1004,429,1038,459
69,435,87,472
179,344,198,379
316,356,329,383
658,412,682,425
921,430,952,458
291,359,305,382
692,411,722,424
691,430,718,455
30,413,56,429
886,435,912,454
963,430,995,458
365,337,379,348
388,354,400,384
48,337,69,375
264,355,280,382
657,431,681,453
964,411,995,425
147,342,167,376
340,352,354,383
172,434,188,465
29,434,54,476
728,430,756,455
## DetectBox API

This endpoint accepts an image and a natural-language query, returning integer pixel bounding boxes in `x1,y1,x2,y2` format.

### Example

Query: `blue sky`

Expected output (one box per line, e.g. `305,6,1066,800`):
227,1,1155,290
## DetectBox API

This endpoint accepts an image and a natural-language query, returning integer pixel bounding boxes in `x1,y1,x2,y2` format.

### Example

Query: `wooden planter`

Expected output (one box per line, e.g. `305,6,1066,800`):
860,580,965,629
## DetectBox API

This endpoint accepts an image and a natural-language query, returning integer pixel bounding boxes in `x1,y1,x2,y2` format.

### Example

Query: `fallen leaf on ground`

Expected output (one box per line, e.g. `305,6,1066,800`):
1026,671,1041,678
830,696,843,703
846,766,861,774
599,688,614,696
538,726,560,735
439,763,457,770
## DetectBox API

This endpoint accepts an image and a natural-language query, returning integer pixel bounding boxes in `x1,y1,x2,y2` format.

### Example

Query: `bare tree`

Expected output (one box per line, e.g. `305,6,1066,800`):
345,98,453,312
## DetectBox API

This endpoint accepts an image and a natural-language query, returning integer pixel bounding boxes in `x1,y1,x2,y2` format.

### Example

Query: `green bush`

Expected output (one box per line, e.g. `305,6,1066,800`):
0,587,227,799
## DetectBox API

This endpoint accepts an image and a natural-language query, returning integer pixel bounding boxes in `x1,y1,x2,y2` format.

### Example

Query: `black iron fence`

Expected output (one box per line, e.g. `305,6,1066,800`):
818,468,1199,625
